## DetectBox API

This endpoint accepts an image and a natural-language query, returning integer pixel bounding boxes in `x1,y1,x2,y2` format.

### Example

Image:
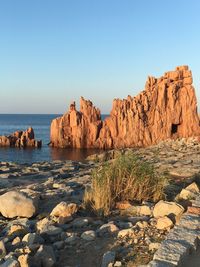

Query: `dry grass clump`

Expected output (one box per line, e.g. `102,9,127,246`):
84,152,167,216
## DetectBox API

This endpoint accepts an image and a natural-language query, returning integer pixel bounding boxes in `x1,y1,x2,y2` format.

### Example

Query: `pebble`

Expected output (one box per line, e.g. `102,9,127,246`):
97,223,119,236
72,218,89,228
81,230,96,241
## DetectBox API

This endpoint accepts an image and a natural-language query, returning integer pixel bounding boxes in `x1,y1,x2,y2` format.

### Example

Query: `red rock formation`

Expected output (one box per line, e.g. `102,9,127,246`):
0,127,42,148
50,97,102,148
50,66,200,149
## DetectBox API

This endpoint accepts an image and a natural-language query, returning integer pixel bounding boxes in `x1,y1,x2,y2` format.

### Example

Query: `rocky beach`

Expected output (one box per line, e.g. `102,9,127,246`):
2,1,200,266
1,138,200,267
1,66,200,267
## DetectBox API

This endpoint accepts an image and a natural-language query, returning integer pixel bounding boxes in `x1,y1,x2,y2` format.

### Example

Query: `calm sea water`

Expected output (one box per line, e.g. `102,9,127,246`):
0,114,107,164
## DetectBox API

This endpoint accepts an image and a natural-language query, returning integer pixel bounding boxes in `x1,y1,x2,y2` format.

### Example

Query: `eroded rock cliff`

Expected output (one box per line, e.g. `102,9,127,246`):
50,66,200,149
50,98,102,148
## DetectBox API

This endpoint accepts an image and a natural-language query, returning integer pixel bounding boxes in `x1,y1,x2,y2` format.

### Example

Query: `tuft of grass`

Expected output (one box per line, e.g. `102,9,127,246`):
84,152,167,216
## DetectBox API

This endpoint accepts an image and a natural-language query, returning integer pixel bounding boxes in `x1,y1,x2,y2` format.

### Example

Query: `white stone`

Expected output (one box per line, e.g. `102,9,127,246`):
0,191,36,218
114,261,122,267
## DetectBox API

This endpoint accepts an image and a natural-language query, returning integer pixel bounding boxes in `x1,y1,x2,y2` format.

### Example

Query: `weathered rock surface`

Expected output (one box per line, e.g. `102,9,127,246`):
178,182,199,200
153,201,184,219
0,127,42,148
156,216,174,230
50,66,200,149
50,98,102,148
50,202,78,224
0,191,37,218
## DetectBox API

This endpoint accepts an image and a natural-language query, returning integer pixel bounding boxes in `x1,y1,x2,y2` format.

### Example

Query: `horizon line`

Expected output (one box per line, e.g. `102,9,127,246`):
0,113,110,115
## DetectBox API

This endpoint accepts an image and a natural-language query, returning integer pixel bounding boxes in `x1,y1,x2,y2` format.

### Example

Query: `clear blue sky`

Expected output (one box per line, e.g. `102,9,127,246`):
0,0,200,114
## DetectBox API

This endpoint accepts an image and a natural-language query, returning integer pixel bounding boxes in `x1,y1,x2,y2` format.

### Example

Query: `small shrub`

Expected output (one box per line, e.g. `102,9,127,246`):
84,152,167,216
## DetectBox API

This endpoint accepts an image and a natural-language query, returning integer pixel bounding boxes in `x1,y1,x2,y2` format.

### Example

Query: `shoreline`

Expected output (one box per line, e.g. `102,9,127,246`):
1,138,200,266
0,145,107,164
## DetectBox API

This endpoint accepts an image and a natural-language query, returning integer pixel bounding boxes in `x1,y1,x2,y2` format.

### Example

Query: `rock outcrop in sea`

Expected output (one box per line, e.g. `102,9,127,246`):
50,66,200,149
0,127,42,148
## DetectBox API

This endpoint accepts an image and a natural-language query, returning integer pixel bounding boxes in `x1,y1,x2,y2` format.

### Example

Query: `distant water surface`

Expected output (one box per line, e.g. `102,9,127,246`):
0,114,108,164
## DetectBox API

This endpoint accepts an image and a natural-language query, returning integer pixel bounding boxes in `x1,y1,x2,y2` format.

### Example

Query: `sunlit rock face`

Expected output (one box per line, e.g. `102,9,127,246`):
50,66,200,149
0,127,42,148
50,98,102,148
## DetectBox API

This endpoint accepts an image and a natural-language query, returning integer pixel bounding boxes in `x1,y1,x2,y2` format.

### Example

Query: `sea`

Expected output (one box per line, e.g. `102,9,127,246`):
0,114,108,164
